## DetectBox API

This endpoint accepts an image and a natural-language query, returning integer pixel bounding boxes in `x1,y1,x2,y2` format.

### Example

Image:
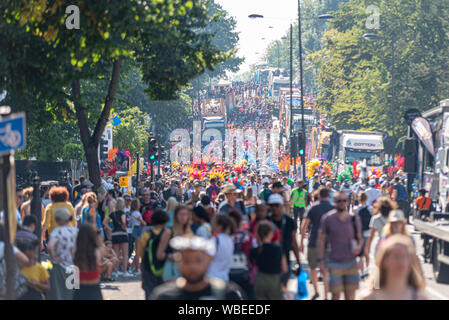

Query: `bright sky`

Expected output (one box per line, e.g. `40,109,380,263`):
216,0,298,75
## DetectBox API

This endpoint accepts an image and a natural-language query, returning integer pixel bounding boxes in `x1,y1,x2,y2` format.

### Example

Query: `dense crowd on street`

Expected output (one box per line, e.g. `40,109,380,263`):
0,162,431,300
0,79,430,301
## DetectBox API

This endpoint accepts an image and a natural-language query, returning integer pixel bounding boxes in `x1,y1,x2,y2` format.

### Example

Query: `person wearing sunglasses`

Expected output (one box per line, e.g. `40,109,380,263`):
317,191,362,300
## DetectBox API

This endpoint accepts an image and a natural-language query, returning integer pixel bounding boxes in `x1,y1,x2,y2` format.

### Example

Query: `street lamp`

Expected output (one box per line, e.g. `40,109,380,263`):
296,1,334,177
363,33,396,144
249,10,334,177
318,14,335,20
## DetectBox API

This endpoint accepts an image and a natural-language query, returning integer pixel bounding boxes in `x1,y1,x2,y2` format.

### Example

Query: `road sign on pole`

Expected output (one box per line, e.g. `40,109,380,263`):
0,112,26,156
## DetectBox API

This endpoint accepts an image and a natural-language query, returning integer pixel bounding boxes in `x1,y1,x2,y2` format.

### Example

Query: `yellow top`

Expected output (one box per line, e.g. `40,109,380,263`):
21,262,50,292
44,202,76,234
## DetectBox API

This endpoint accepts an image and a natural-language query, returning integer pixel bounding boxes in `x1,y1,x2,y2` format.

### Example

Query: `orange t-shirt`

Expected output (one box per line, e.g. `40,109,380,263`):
416,196,431,211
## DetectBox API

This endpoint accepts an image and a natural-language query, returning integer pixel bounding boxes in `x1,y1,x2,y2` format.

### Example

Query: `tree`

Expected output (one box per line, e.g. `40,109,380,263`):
187,0,243,100
113,107,151,156
1,0,231,189
311,0,449,152
264,0,348,95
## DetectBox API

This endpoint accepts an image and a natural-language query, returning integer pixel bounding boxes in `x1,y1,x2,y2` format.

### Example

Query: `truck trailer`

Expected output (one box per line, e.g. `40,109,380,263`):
336,130,384,176
411,99,449,283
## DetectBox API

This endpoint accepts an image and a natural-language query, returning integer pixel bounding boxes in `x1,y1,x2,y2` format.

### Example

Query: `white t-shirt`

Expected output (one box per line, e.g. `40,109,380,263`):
207,234,234,283
130,210,142,228
365,187,382,207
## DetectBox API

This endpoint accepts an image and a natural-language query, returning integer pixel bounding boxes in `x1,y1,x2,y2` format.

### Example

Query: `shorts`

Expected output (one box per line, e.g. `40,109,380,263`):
327,259,360,294
112,233,128,244
307,247,328,269
132,226,143,239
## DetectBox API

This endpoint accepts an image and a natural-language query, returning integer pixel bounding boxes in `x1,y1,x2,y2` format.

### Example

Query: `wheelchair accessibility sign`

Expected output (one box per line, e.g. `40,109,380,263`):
0,112,26,156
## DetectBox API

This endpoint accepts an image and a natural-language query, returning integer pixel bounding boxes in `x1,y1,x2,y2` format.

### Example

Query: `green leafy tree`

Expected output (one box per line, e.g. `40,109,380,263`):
311,0,449,152
1,0,231,189
113,107,151,156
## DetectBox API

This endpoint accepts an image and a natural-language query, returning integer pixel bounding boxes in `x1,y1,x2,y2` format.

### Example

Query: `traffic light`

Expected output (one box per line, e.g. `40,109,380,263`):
99,139,108,160
290,133,298,157
298,132,305,156
148,135,157,162
404,138,418,173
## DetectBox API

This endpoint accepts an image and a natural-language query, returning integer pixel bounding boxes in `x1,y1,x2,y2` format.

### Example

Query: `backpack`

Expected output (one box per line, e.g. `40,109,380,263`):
143,227,165,277
358,206,372,232
229,231,249,284
0,254,28,299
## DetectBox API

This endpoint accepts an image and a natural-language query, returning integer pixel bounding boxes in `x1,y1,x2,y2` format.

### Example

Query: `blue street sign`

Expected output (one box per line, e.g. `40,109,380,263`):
0,112,26,156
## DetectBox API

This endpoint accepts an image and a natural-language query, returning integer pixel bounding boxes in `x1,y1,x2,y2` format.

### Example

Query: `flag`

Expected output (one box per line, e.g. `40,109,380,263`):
130,159,137,175
112,115,122,127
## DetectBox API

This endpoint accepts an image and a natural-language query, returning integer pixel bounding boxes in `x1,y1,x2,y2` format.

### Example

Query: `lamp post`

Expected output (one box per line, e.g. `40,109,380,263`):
363,33,396,145
249,11,334,177
289,24,295,172
296,1,334,177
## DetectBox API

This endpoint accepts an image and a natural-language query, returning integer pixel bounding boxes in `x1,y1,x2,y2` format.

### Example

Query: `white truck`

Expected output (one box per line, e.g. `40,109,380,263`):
336,130,384,176
271,76,290,100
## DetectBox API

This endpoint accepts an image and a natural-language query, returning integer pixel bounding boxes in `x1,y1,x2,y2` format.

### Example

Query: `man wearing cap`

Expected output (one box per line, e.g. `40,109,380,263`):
391,176,410,223
291,180,308,229
267,193,300,287
218,184,245,216
365,179,381,208
150,235,244,300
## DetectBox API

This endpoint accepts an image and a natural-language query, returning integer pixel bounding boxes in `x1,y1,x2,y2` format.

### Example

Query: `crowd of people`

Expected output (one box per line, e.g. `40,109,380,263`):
0,163,430,300
0,79,431,301
227,95,273,131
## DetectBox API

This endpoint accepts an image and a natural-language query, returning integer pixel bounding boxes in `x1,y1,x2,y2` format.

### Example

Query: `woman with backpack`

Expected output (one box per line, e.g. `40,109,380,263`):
354,192,373,278
80,192,102,232
229,209,257,299
103,198,131,277
162,205,193,282
250,220,287,300
137,209,170,299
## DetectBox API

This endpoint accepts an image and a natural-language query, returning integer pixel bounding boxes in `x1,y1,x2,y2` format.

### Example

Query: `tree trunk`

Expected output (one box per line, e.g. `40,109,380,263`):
85,144,101,190
72,59,122,191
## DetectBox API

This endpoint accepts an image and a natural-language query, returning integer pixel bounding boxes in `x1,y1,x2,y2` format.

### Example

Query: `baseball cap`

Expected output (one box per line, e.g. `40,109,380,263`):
267,193,284,205
170,235,216,257
388,209,406,222
369,179,376,187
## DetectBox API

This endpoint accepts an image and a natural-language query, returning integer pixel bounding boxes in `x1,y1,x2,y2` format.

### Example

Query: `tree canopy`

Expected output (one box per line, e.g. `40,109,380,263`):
0,0,234,188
